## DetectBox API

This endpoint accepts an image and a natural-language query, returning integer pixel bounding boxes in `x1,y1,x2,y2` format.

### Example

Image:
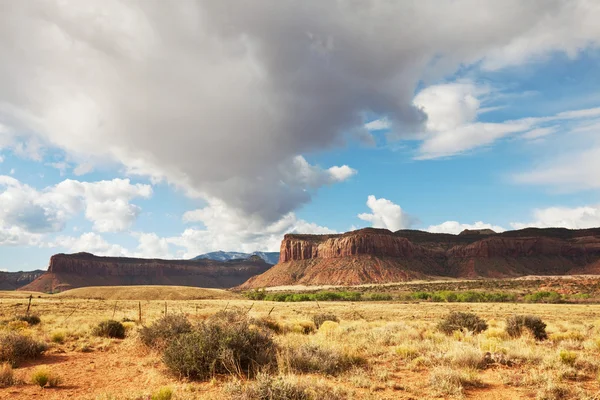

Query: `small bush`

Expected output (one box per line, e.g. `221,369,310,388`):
279,343,365,376
162,313,276,380
506,315,547,341
92,320,125,339
312,313,339,329
30,366,60,388
559,349,577,366
50,330,66,344
140,314,192,349
0,363,15,387
437,312,488,335
15,315,41,326
151,386,173,400
0,333,47,367
525,291,563,304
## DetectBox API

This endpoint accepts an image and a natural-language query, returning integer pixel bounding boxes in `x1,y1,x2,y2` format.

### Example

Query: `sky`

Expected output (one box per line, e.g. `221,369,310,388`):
1,0,600,271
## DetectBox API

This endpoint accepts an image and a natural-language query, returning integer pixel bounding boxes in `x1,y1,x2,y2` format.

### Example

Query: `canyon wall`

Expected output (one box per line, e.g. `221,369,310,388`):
240,227,600,288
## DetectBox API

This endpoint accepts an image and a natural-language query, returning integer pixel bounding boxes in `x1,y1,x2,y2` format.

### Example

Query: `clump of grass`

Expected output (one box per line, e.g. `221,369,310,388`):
0,363,15,387
289,321,316,335
0,333,47,367
312,313,339,329
151,386,173,400
506,315,547,341
140,314,192,349
226,373,347,400
279,343,365,376
226,373,309,400
437,312,488,335
15,315,41,326
395,345,420,361
92,320,125,339
536,381,571,400
558,349,577,366
50,329,67,344
162,312,276,380
253,316,284,334
30,366,61,388
429,366,484,397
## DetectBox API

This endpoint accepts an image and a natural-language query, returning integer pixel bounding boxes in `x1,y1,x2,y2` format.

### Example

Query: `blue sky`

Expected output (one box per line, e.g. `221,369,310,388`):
1,1,600,271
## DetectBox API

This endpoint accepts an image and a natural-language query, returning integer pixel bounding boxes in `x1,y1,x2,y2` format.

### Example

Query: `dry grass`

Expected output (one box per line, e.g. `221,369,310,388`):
54,285,240,300
0,289,599,399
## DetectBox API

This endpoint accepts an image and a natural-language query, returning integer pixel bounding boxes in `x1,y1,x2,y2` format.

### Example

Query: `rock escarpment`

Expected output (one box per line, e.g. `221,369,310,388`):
240,227,600,288
0,270,45,290
20,253,271,293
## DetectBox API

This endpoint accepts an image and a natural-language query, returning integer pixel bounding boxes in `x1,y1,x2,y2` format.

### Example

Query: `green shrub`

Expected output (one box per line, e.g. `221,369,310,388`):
524,291,563,304
92,320,125,339
245,289,267,301
140,314,192,349
15,315,41,326
162,312,276,380
437,312,488,335
312,313,339,328
0,333,47,367
505,315,547,341
151,386,173,400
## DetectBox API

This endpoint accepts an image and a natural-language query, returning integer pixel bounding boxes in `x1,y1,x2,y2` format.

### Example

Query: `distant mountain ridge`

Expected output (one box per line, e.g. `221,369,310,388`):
0,270,45,290
192,251,279,265
20,252,272,293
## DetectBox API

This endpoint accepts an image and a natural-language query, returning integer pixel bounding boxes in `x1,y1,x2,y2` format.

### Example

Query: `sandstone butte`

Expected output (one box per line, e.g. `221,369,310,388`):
19,252,272,293
238,227,600,289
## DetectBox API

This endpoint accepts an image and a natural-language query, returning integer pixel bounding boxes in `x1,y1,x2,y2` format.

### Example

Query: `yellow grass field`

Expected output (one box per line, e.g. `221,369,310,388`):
54,285,241,301
0,286,599,399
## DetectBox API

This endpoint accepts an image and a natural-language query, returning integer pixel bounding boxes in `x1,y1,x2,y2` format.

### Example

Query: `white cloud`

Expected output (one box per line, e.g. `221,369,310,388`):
177,199,335,258
412,80,600,160
358,195,414,231
510,205,600,230
51,232,128,256
1,1,599,227
427,221,505,234
413,82,487,132
0,177,151,242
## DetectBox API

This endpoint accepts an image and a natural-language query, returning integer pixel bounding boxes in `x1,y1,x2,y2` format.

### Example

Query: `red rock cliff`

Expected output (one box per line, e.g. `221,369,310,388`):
240,227,600,288
21,253,271,293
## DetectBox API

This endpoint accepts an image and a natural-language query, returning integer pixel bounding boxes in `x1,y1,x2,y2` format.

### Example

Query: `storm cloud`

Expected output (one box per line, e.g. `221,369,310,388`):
0,0,598,225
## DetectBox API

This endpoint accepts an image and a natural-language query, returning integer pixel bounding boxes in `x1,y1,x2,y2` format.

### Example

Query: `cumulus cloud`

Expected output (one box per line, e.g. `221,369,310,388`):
358,195,415,231
51,232,129,256
178,198,335,258
412,81,600,160
427,221,506,234
510,205,600,230
1,1,599,226
0,176,151,244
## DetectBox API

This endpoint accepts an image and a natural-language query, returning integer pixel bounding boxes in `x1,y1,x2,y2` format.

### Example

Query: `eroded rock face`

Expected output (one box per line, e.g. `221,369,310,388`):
240,227,600,288
0,270,45,290
20,253,271,293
